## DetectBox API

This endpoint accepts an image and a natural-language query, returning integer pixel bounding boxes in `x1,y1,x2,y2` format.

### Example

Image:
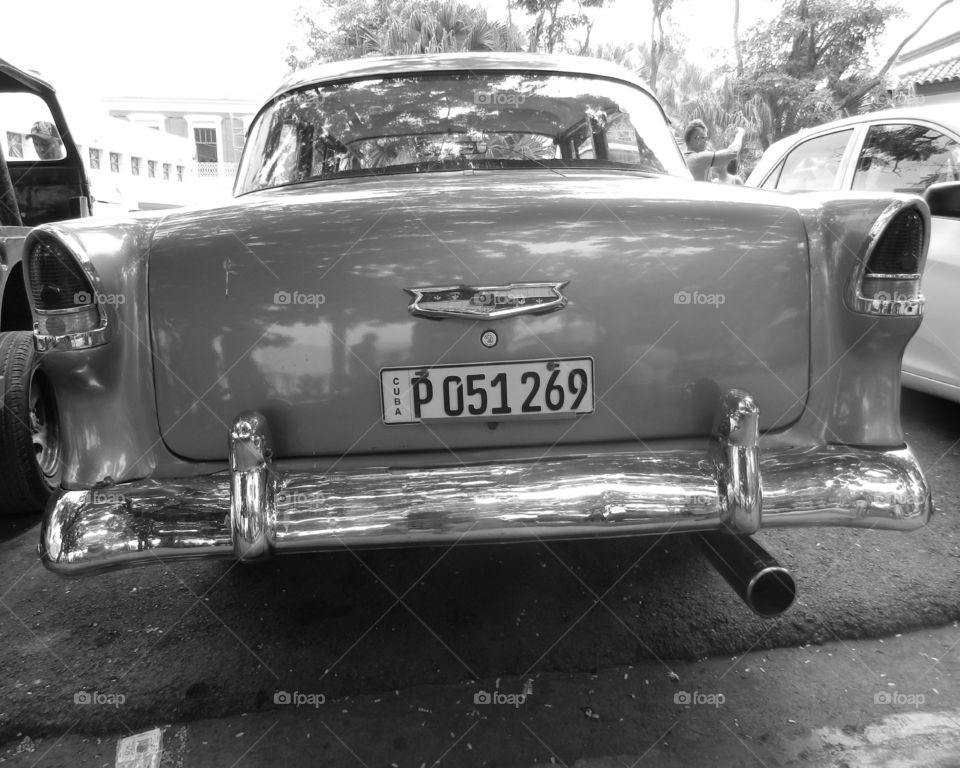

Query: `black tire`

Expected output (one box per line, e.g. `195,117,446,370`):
0,331,61,515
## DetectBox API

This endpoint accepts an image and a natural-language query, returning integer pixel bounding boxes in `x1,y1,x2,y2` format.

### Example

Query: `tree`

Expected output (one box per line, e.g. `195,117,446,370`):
287,0,523,68
648,0,673,93
372,1,524,55
286,0,391,70
734,0,902,141
840,0,955,114
586,40,649,75
510,0,608,54
732,0,742,77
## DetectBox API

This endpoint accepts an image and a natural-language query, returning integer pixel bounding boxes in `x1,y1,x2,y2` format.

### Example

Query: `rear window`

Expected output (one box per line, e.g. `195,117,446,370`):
235,71,687,194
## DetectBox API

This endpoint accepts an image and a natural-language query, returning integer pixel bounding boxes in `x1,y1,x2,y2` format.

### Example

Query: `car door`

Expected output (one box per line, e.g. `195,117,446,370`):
848,121,960,400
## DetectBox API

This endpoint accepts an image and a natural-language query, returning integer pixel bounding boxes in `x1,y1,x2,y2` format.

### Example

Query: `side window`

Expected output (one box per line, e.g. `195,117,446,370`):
852,123,960,194
774,130,854,192
0,92,66,161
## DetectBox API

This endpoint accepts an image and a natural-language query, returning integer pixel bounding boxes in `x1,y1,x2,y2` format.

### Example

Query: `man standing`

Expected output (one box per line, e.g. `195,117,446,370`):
27,121,64,161
683,119,744,181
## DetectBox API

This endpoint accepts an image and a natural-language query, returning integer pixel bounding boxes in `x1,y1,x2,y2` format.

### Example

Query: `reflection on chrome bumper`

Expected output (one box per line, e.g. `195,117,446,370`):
40,392,932,574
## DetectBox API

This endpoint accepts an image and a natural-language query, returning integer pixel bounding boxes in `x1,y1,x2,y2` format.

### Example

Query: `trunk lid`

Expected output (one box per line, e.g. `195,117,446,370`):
148,172,809,461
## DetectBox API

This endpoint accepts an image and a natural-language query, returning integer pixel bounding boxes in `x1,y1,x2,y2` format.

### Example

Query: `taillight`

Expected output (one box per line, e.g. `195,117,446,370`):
849,203,927,316
24,229,111,350
864,208,924,275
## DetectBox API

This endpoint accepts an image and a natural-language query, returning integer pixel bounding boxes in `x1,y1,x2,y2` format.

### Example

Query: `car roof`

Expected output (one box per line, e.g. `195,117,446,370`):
748,102,960,185
270,52,652,102
0,56,57,97
769,103,960,151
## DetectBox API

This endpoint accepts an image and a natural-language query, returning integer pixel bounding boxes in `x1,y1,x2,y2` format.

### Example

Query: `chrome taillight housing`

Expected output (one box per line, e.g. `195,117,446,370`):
24,227,111,351
848,202,928,317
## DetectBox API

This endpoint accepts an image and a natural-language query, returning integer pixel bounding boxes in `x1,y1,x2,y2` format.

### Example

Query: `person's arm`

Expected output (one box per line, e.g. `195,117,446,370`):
685,128,746,180
711,128,746,167
727,127,746,153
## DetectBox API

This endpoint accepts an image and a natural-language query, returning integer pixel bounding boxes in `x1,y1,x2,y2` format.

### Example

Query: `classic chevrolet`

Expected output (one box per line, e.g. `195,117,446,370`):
28,53,932,616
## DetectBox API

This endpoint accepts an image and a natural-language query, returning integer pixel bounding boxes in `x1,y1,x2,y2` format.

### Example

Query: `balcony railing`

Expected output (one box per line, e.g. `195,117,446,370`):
197,161,238,180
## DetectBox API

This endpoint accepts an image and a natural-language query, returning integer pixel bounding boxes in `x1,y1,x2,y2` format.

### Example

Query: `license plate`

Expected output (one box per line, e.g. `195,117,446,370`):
380,357,595,424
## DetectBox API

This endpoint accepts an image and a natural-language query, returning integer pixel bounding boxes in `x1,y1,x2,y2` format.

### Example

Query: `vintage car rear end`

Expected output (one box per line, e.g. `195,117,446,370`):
27,54,931,615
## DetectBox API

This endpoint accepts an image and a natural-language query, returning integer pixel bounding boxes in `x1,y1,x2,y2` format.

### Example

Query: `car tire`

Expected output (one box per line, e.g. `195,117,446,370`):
0,331,61,515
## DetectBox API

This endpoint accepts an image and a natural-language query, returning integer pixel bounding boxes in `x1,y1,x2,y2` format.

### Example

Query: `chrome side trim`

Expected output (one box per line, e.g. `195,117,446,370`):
33,324,111,352
40,442,932,575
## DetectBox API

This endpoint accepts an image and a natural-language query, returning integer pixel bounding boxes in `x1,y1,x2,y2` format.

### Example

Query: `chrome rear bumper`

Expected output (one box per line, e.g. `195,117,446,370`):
39,391,932,574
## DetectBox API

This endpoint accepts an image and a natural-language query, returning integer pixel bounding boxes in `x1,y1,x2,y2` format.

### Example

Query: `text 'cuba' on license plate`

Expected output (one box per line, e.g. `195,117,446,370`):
380,357,595,424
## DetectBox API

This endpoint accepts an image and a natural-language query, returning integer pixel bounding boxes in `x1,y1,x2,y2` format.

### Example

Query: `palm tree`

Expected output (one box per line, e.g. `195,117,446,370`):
370,1,524,55
587,41,648,78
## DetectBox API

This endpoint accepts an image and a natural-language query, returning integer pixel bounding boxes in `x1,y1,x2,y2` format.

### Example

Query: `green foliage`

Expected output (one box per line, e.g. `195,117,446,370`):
735,0,902,142
286,0,524,69
285,0,391,70
585,40,649,76
374,2,524,55
507,0,608,53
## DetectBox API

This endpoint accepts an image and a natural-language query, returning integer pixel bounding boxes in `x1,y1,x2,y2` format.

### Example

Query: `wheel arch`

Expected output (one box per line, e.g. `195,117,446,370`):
1,262,33,332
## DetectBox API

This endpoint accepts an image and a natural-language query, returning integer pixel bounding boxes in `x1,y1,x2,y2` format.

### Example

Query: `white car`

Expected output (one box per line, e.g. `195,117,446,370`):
747,104,960,403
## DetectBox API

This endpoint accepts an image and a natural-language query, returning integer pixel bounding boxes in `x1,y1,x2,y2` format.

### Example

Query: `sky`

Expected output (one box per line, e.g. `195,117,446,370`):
3,0,957,113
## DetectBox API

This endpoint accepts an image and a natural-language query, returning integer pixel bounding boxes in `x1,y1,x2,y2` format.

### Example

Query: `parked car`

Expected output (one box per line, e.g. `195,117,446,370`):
0,56,95,516
31,53,937,616
746,104,960,403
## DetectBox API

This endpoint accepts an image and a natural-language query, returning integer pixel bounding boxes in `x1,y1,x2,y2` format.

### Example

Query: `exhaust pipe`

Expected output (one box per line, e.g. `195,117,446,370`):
697,532,796,617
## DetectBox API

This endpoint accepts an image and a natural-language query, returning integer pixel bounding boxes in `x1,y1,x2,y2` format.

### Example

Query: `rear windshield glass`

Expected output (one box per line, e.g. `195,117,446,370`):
235,71,687,194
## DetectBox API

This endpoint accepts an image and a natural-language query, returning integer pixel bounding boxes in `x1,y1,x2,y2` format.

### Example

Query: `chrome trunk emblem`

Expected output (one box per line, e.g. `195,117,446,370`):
405,282,569,319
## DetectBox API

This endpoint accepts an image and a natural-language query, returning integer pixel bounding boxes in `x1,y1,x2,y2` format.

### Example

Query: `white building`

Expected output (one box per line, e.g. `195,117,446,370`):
889,6,960,106
69,113,197,210
103,95,259,203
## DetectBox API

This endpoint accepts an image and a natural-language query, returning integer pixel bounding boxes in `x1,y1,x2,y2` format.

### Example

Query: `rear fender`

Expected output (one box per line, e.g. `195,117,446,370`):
778,193,929,447
24,217,208,488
